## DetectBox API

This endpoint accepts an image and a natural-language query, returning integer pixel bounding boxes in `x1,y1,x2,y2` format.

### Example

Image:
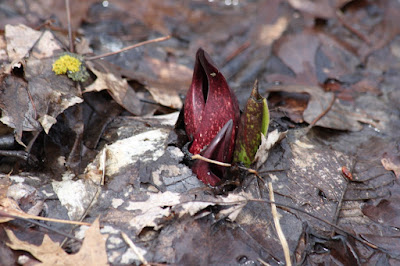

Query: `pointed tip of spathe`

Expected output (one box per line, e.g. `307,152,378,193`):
196,48,219,74
250,79,262,101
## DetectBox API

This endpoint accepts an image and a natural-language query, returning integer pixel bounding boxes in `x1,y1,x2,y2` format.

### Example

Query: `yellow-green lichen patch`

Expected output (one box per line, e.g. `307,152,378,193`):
52,53,89,82
52,54,81,75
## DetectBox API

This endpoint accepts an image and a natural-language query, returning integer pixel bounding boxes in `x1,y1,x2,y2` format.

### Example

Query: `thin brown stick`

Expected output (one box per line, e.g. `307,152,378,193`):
85,35,171,61
121,232,150,266
0,208,91,226
268,182,291,266
335,10,371,45
61,153,105,248
257,258,270,265
222,41,251,66
191,154,232,167
247,198,379,250
25,86,37,120
191,154,260,176
65,0,74,52
330,160,356,237
308,93,336,129
176,196,382,251
4,217,83,242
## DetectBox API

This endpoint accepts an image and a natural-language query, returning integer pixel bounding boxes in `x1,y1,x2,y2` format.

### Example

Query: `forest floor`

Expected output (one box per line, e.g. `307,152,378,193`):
0,0,400,265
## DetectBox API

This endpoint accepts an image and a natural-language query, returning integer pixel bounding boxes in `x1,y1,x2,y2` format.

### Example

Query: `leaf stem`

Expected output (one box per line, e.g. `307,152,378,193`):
85,35,171,61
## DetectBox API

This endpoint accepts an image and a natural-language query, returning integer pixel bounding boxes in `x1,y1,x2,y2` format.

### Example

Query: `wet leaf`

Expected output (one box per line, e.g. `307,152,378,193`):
362,181,400,228
266,85,378,131
233,80,269,167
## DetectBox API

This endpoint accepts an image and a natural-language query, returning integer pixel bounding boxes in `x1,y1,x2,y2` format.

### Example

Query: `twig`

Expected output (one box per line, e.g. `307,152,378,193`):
0,208,90,226
176,197,382,251
121,232,149,266
65,0,74,52
85,35,171,61
330,161,356,237
331,180,348,237
335,10,371,45
0,211,83,242
191,154,231,167
247,198,380,250
25,86,37,120
191,154,259,175
268,182,291,266
222,41,251,67
61,151,106,247
308,93,336,129
257,258,270,266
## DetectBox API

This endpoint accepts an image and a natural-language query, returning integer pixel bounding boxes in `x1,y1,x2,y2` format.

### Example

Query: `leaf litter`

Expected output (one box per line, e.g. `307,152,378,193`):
0,0,400,265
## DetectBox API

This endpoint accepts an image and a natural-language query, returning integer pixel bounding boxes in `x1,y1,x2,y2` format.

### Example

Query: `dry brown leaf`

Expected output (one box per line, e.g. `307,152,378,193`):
1,25,83,141
0,176,11,200
85,60,142,115
31,30,63,59
5,218,108,266
0,197,24,223
5,24,42,61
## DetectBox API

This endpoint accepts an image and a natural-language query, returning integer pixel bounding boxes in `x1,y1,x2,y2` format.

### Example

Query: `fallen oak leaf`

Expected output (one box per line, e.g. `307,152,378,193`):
5,218,107,266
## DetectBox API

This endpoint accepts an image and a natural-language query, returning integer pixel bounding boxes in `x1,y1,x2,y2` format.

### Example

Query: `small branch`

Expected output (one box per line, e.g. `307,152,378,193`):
308,93,336,129
257,258,270,266
0,208,91,226
85,35,171,61
176,196,381,251
121,232,149,266
268,182,291,266
191,154,260,176
335,10,371,45
330,161,356,237
61,152,105,248
191,154,231,167
222,41,251,67
0,211,84,242
247,198,379,250
65,0,74,52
